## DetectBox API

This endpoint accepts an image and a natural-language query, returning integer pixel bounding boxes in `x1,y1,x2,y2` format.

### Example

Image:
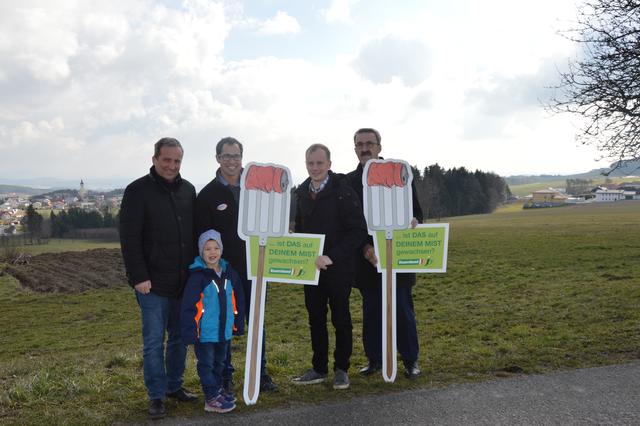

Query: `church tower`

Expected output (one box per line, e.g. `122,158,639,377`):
78,179,88,201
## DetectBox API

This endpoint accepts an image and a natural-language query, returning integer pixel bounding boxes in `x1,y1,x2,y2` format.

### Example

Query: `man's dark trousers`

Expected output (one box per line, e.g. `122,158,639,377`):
359,274,419,366
304,276,353,374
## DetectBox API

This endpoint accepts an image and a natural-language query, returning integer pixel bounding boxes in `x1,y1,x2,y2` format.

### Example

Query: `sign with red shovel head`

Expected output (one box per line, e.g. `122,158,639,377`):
238,162,292,405
363,159,449,382
362,159,413,383
238,163,324,405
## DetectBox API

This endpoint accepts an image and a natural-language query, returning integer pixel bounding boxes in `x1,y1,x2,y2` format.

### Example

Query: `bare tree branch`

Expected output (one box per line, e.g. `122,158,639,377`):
548,0,640,173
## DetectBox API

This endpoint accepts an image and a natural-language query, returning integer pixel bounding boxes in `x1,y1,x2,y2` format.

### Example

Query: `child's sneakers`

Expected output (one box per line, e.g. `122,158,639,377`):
204,393,236,413
221,389,236,404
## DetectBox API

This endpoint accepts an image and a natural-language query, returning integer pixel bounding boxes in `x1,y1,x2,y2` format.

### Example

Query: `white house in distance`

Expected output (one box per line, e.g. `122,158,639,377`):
594,189,625,202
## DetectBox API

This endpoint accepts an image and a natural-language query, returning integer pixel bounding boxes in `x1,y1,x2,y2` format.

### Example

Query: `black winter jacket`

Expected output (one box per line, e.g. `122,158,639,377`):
195,173,247,280
294,171,368,281
120,167,196,298
347,162,424,289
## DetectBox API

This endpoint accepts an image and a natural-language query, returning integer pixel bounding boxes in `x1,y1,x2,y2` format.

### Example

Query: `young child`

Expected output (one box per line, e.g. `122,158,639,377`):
181,229,245,413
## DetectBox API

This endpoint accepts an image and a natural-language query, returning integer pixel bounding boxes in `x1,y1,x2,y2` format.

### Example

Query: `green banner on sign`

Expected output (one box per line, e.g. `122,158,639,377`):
373,224,449,273
248,233,324,285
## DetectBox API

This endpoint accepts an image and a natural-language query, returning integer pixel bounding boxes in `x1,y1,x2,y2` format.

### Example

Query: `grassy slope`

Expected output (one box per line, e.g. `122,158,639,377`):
1,202,640,424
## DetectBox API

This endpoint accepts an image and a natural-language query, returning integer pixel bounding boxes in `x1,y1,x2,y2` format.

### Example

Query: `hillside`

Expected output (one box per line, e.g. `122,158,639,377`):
0,184,52,196
507,176,640,197
505,159,640,197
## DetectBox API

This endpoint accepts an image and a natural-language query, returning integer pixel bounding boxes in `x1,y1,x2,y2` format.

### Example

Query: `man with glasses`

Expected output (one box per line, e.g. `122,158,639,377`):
347,128,424,379
195,137,278,396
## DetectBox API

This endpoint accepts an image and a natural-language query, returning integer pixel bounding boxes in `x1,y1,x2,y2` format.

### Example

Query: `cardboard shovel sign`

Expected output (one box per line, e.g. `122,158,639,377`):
362,159,413,383
238,162,291,405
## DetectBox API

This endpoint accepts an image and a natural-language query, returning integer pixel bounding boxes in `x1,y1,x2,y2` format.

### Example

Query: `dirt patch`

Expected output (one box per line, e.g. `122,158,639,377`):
3,248,128,293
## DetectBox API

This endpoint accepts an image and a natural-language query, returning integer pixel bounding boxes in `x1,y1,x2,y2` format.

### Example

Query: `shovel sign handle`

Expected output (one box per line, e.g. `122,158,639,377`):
382,237,397,382
243,244,267,405
238,163,293,405
362,159,414,384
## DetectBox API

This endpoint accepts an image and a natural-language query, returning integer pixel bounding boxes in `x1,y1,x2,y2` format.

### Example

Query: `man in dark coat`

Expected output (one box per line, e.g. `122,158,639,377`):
194,137,278,393
292,143,367,390
347,128,424,378
120,137,197,419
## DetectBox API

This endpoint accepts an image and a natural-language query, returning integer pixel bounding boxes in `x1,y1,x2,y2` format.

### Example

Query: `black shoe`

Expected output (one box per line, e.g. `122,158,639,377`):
166,387,198,402
404,362,422,379
358,363,381,376
148,399,166,419
260,374,278,391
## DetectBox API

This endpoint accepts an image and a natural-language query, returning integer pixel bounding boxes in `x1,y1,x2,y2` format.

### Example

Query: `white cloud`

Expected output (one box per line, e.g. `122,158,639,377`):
352,36,431,87
322,0,359,24
1,6,78,83
258,11,300,35
0,0,613,188
0,0,232,181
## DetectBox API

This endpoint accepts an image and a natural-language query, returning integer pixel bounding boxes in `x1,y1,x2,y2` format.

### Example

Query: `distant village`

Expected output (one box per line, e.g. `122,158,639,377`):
0,180,123,235
523,180,640,208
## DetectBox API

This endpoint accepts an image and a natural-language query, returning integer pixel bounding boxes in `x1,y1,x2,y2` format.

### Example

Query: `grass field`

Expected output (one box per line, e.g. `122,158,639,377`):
2,238,120,256
1,202,639,424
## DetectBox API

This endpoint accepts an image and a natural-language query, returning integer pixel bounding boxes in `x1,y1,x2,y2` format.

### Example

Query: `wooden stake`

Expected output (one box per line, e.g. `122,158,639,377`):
246,244,265,404
384,237,394,381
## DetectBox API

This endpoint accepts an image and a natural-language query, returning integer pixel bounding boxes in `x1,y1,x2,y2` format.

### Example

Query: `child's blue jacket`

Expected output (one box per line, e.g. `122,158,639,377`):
180,256,245,345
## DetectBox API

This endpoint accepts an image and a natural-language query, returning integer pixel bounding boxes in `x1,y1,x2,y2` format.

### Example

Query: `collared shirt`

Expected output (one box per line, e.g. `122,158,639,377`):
309,174,330,194
216,168,242,204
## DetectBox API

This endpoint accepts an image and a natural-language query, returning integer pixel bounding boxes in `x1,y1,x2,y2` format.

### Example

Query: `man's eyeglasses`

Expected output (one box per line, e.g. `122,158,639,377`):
217,153,242,161
355,141,378,149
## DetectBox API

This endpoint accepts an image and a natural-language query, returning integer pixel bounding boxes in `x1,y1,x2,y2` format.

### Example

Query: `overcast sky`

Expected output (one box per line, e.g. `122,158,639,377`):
0,0,608,189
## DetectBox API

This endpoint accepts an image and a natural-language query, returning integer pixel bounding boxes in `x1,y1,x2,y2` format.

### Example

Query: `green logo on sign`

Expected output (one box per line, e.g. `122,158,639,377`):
268,267,305,277
397,257,433,266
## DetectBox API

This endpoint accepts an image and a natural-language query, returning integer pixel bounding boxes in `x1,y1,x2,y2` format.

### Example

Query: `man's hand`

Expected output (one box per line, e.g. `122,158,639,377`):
134,280,152,294
410,217,419,229
315,255,333,270
362,244,378,267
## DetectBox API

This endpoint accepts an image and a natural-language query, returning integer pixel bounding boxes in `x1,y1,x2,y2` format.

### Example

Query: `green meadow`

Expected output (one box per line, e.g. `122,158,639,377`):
11,238,121,255
1,201,639,424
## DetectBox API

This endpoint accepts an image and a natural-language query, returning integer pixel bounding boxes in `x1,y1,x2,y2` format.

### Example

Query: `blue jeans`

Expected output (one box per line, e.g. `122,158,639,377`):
136,291,187,400
194,341,228,400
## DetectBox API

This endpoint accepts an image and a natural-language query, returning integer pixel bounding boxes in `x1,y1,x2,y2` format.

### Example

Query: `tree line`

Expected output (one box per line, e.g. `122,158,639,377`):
412,164,511,219
288,164,511,220
49,208,118,238
565,178,594,196
18,207,119,244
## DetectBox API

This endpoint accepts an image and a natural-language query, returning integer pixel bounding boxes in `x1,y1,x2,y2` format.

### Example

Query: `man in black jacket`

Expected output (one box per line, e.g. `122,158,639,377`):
292,143,367,390
347,128,424,379
194,137,278,393
120,137,197,419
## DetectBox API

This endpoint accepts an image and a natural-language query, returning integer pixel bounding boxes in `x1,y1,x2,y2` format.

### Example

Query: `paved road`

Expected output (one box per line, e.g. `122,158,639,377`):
156,362,640,425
